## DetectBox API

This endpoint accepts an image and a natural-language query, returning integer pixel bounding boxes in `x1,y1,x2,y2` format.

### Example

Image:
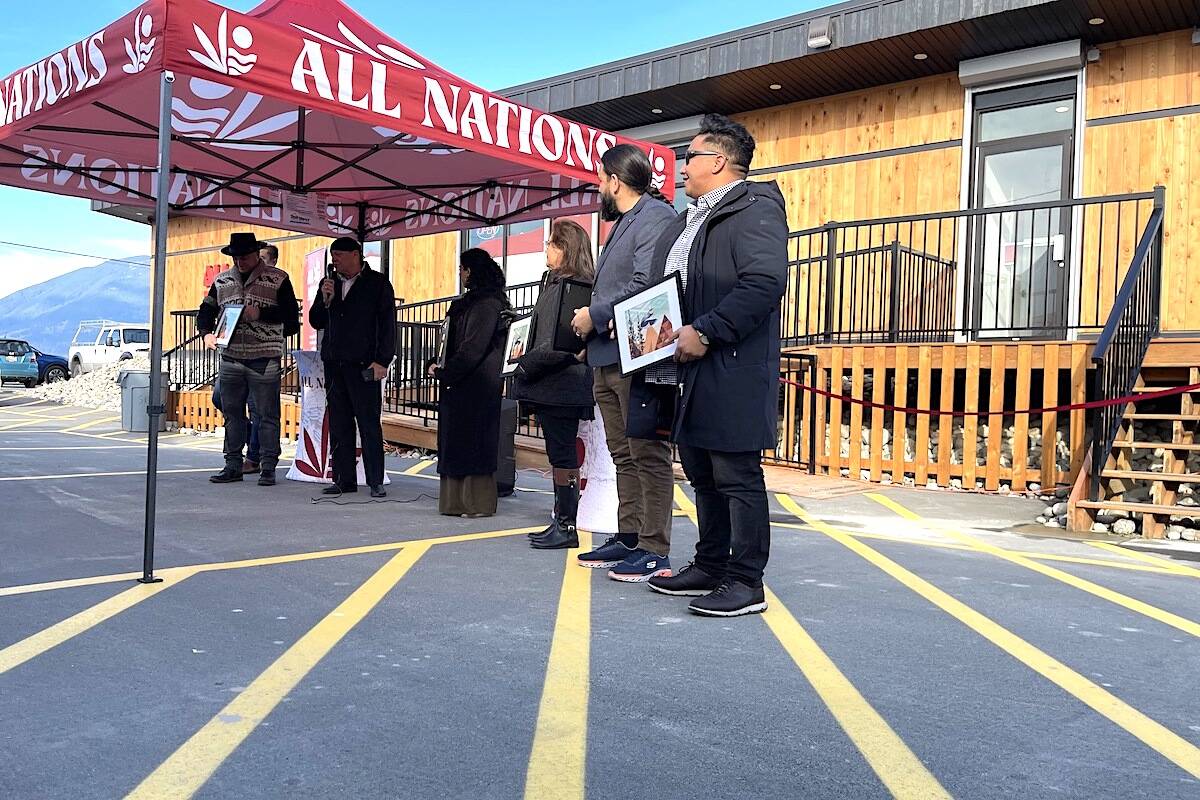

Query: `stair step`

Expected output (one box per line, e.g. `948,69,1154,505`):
1076,500,1200,516
1132,385,1199,393
1124,414,1200,422
1101,470,1200,483
1111,441,1200,451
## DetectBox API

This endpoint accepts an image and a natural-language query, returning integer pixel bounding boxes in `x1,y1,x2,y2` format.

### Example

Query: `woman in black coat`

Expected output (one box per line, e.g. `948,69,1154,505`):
511,219,596,549
430,249,511,517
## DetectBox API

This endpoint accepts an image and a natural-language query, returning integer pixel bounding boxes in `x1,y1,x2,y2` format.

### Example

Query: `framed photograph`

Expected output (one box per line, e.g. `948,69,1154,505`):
552,279,593,353
213,305,245,349
502,314,532,375
613,273,683,376
434,318,450,370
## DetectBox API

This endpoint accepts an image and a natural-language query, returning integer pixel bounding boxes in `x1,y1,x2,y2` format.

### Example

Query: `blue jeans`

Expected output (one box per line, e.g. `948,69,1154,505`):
216,357,281,471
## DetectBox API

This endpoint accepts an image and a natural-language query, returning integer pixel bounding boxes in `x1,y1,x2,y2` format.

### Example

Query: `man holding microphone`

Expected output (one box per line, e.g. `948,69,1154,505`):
308,237,396,498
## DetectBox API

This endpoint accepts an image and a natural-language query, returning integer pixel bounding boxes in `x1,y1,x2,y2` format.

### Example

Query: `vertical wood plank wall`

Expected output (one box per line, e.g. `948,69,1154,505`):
168,389,302,440
798,343,1092,489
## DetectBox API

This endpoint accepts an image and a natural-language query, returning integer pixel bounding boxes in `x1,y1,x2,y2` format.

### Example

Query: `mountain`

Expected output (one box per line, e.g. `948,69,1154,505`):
0,257,151,356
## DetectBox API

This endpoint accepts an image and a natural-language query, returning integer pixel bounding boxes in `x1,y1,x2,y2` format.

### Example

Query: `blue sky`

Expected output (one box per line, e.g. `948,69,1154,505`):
0,0,820,298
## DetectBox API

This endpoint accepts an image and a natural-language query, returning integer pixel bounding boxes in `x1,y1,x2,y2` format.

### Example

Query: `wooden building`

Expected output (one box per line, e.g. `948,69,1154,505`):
102,0,1200,535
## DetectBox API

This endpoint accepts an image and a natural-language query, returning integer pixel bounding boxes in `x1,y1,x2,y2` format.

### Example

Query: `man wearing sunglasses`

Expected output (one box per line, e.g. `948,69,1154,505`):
644,113,789,617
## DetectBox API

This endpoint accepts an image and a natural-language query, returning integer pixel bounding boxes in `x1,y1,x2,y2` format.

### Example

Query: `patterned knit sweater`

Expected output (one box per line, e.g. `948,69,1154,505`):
199,265,297,360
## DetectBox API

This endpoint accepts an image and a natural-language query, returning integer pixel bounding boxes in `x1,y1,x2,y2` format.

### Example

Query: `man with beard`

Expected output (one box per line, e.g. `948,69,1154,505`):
570,145,677,582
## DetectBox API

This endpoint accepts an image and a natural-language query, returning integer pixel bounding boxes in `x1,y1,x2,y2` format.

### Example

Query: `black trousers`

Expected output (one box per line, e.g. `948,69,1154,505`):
536,407,583,469
677,445,771,587
325,361,385,487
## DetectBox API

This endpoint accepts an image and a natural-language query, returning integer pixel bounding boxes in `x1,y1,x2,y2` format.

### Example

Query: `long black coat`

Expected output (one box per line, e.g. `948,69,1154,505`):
651,181,789,452
434,288,510,477
510,273,594,409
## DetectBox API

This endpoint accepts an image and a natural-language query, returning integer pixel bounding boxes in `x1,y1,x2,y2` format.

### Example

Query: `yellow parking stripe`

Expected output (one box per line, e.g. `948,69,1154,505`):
1087,541,1200,579
127,544,431,800
524,533,592,800
61,416,120,433
762,587,951,799
0,525,542,597
866,494,1200,640
0,569,196,675
778,494,1200,781
402,458,436,476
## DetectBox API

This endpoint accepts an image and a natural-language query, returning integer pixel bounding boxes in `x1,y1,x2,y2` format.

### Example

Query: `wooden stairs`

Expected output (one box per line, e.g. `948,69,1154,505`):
1073,365,1200,538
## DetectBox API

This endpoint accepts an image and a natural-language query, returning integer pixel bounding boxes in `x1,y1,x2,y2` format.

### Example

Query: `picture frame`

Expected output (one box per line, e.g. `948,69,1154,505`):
434,318,450,370
551,278,593,353
213,304,245,349
501,314,532,375
613,272,684,376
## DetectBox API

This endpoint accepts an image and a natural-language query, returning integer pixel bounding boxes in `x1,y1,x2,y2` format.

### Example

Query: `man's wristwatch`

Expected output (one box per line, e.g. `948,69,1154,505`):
695,328,711,347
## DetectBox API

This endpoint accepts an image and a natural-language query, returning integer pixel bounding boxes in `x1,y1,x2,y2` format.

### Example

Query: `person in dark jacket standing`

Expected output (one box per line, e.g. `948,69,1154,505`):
644,114,789,617
514,219,596,550
198,232,301,488
308,237,396,498
570,145,678,580
430,249,511,517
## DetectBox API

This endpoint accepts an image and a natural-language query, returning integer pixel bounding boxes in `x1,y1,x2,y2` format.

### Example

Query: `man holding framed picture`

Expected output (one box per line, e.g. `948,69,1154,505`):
644,114,789,617
197,232,301,487
570,144,677,581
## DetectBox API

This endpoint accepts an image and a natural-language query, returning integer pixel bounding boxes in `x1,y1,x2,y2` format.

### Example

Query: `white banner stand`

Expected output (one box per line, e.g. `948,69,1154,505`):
286,350,390,486
577,403,618,535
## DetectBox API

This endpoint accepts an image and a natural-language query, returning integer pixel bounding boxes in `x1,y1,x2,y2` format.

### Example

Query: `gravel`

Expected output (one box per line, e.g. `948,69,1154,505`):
31,357,152,411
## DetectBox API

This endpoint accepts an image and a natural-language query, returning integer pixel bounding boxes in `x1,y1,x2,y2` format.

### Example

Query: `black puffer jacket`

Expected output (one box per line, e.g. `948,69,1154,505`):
510,273,594,409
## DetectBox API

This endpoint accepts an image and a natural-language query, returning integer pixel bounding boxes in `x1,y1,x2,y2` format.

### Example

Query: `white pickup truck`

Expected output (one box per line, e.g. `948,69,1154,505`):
68,320,151,377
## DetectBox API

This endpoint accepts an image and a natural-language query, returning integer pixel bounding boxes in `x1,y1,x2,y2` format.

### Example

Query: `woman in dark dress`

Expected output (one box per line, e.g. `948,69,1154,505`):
430,249,511,517
511,219,596,549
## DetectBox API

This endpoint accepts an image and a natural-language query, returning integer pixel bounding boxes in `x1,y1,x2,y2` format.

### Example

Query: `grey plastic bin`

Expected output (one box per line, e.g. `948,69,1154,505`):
119,369,169,432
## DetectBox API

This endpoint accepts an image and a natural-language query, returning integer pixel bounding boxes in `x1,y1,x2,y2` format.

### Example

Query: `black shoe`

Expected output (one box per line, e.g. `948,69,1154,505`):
529,519,557,539
648,562,721,596
322,484,357,495
257,471,276,486
531,472,580,550
370,485,386,498
530,526,578,549
209,467,242,484
687,579,768,617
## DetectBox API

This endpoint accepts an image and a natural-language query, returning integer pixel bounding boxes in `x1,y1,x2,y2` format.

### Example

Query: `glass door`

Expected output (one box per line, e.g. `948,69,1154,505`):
969,79,1076,338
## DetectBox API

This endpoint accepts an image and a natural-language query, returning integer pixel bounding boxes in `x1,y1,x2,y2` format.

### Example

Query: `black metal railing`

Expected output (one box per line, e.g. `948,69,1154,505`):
163,309,302,396
394,281,541,324
1088,187,1166,501
783,191,1159,345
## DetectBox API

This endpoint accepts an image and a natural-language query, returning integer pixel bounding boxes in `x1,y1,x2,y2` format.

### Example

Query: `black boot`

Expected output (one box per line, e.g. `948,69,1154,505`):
531,468,579,550
529,494,559,538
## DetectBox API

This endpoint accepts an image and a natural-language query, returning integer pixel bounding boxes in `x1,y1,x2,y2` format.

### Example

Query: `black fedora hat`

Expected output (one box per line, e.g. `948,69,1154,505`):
221,232,269,256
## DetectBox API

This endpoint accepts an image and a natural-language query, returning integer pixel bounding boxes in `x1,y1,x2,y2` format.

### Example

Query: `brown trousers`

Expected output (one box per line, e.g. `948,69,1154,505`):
593,365,674,555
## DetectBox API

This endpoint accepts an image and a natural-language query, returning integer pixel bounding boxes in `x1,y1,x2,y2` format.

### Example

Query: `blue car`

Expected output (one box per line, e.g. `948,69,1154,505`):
0,339,70,387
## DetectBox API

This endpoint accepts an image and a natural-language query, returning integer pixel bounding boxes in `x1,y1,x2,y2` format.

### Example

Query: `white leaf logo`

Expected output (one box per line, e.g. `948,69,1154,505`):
292,21,425,70
188,11,258,76
648,148,668,191
122,11,156,74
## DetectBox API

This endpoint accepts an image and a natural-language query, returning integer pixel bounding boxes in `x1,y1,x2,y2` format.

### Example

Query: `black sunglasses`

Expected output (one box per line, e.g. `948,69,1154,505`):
683,150,723,165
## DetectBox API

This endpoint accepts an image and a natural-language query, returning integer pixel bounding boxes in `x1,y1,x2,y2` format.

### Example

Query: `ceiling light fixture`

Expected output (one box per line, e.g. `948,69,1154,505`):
913,52,928,61
650,108,663,114
1055,105,1070,113
769,83,783,90
1088,17,1104,25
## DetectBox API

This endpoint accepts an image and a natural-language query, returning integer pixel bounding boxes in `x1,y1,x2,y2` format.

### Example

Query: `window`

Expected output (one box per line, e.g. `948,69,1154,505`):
123,328,150,345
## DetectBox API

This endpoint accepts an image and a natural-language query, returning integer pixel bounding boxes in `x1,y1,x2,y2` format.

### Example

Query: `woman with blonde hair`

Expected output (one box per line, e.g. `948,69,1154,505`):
512,218,596,549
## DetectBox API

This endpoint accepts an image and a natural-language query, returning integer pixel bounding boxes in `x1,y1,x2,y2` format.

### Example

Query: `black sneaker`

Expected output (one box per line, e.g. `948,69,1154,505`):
322,484,357,495
370,485,386,498
687,580,768,617
647,562,720,597
257,470,276,486
209,467,242,484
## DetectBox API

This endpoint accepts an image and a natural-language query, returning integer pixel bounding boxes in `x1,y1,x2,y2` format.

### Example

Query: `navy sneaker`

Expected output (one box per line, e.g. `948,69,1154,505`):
577,534,636,569
608,549,672,583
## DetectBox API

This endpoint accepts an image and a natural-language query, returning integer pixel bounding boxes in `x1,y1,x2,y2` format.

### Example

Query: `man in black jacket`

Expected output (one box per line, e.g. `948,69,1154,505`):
308,237,396,498
645,114,789,617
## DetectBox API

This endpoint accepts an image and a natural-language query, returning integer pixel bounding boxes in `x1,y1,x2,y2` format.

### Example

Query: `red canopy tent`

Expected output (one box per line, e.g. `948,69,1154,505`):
0,0,675,580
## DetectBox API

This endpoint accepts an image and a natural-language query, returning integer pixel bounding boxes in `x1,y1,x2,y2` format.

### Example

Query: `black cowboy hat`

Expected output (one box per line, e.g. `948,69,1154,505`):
221,232,269,256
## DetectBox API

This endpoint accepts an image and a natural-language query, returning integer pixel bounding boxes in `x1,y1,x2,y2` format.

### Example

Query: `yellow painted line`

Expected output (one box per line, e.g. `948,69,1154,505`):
772,521,1184,578
524,532,592,800
762,586,951,799
402,458,436,476
1087,542,1200,579
673,484,696,521
0,569,195,675
866,493,1200,640
61,415,121,433
0,525,542,597
778,494,1200,780
0,419,46,431
127,544,431,800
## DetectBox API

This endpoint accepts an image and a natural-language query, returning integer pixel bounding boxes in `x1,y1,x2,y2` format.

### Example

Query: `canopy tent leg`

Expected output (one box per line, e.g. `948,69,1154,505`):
139,70,175,585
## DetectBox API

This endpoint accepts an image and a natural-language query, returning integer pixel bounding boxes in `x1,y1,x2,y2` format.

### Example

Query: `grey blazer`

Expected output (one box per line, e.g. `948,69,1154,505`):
586,193,678,367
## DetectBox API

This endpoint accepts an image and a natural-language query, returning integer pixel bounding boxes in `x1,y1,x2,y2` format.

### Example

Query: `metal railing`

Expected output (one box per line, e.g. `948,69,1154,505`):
782,191,1159,345
163,310,302,396
1088,187,1166,501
